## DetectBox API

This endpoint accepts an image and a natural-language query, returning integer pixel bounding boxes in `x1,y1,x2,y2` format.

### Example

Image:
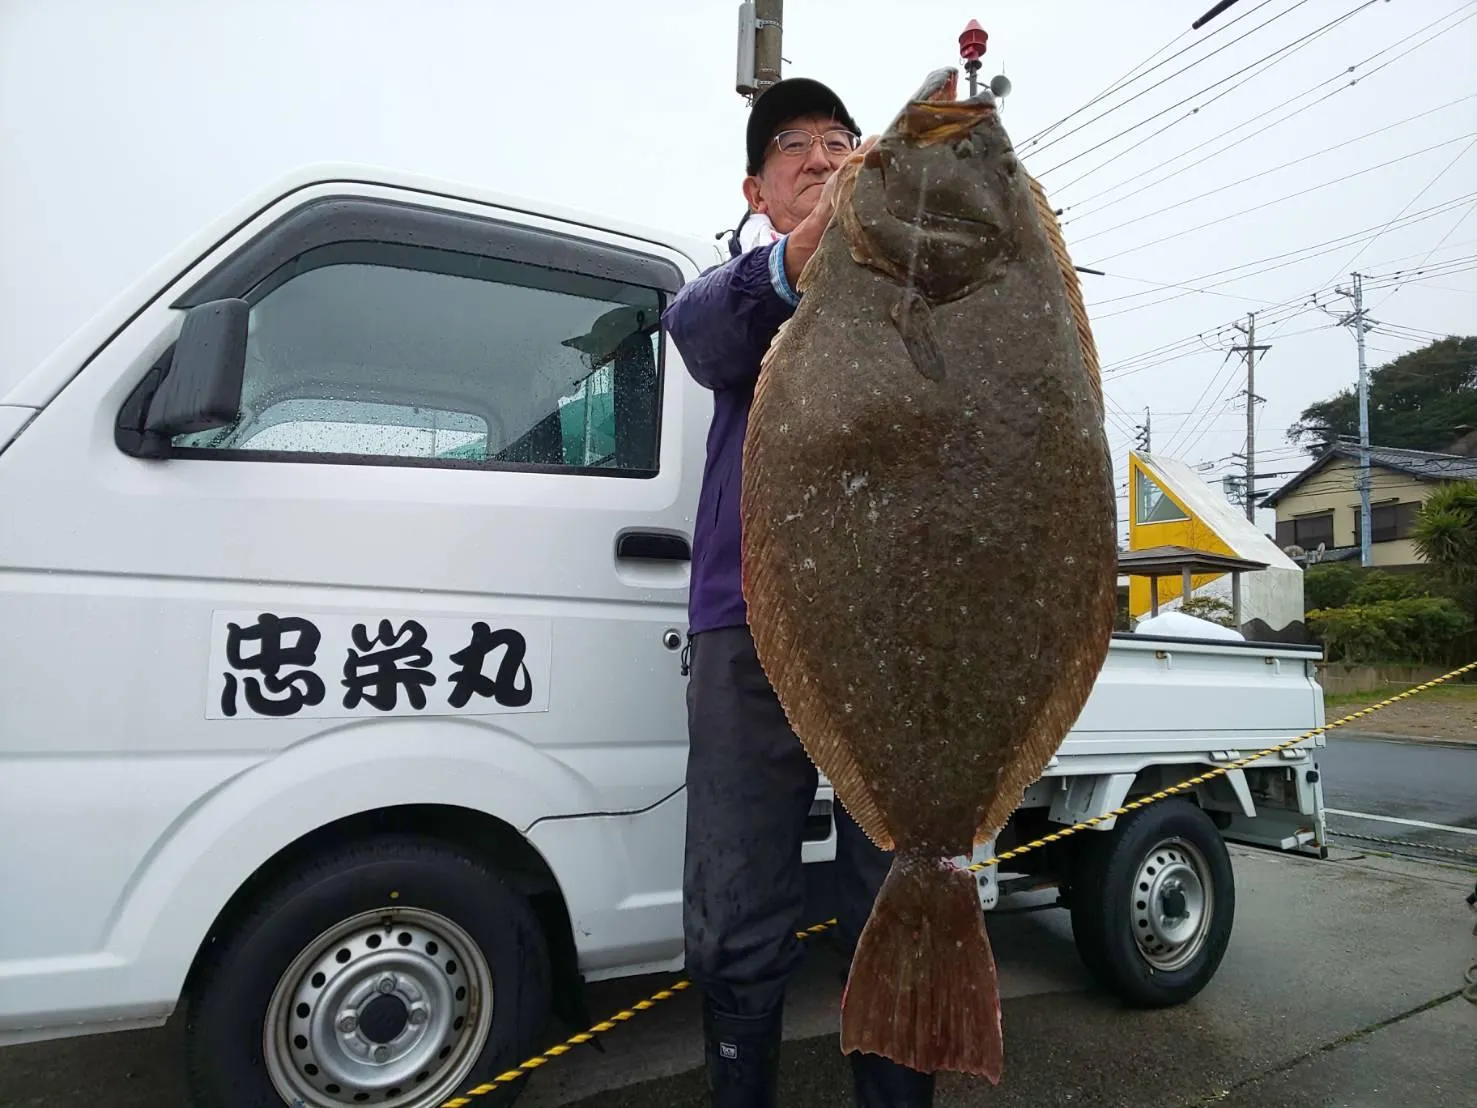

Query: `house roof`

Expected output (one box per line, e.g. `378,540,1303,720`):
1259,443,1477,508
1118,544,1269,576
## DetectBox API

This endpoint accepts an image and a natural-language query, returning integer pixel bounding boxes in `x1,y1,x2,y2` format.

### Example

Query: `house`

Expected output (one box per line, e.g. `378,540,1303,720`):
1259,443,1477,567
1126,452,1305,641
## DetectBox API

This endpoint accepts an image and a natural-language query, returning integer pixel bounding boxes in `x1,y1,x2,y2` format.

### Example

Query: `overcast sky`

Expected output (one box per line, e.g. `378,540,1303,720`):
3,0,1474,532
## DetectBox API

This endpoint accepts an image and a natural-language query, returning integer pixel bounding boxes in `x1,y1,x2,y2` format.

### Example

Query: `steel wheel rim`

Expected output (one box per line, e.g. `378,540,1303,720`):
263,907,494,1108
1129,836,1212,972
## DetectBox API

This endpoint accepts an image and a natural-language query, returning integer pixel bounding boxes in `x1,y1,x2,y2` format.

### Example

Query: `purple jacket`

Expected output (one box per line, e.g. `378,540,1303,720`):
663,237,802,635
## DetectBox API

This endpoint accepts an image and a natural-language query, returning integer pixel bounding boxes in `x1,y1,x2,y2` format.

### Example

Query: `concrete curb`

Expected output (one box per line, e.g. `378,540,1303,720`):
1332,731,1477,750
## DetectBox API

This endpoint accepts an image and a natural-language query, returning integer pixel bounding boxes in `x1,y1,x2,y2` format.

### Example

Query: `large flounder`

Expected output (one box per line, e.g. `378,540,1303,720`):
739,68,1118,1081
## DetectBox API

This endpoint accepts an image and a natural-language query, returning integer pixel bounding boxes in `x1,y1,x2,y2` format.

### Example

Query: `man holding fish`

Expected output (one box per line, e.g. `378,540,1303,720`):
662,77,937,1107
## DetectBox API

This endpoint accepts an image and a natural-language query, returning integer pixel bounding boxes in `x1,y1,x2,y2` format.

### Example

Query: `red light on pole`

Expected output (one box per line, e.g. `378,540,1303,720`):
958,19,988,61
959,19,987,97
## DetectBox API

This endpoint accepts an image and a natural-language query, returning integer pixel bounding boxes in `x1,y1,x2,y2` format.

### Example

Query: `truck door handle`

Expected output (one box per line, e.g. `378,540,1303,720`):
616,531,691,562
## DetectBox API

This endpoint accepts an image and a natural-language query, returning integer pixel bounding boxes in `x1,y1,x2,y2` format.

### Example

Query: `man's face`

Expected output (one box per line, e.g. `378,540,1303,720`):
743,111,856,234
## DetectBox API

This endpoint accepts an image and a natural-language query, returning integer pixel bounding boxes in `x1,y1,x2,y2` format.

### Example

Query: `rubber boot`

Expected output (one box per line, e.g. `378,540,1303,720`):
850,1050,936,1108
702,1004,783,1107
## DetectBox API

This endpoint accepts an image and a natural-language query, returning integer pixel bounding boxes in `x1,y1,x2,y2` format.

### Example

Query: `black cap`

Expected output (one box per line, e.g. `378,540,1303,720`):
745,77,860,176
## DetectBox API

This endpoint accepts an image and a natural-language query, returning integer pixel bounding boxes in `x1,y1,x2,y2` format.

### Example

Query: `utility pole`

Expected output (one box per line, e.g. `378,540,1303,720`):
1134,408,1151,453
1334,273,1374,566
754,0,783,94
1230,312,1268,523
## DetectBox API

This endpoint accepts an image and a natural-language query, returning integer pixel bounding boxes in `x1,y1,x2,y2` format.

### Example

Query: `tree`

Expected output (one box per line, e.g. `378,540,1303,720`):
1413,480,1477,588
1287,336,1477,454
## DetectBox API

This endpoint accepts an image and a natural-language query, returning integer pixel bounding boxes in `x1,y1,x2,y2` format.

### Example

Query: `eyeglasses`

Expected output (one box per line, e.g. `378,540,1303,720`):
771,128,860,158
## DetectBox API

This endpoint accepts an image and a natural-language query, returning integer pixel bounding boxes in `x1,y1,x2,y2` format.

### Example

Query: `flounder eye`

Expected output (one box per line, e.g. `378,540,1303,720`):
954,138,974,159
1002,152,1019,175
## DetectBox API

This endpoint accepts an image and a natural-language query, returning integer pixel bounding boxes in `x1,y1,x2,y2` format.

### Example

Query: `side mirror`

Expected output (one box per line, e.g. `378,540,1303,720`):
148,298,249,435
116,298,249,458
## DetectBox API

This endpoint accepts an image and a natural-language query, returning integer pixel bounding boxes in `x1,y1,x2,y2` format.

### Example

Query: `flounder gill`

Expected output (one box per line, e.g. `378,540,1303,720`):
739,67,1118,1080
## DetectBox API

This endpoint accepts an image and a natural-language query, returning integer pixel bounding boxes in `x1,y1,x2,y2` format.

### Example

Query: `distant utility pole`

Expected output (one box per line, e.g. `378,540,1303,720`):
1230,312,1269,523
1134,408,1151,453
1334,272,1375,566
736,1,783,102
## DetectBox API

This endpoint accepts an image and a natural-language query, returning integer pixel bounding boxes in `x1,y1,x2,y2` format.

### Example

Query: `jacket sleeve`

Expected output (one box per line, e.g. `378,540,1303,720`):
663,237,801,392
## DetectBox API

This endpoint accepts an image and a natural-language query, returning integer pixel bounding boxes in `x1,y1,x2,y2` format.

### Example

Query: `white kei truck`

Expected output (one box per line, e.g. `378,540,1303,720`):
0,164,1329,1108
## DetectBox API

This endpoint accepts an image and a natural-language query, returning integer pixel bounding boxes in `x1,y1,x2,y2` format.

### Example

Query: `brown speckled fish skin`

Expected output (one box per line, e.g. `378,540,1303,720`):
740,68,1117,1080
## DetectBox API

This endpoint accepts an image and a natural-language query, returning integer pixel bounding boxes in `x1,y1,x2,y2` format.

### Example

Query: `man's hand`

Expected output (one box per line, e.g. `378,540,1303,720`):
783,135,879,287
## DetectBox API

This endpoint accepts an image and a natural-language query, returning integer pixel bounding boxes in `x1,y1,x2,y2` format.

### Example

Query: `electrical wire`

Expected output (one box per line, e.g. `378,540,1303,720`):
1020,0,1283,150
1083,132,1477,265
1085,193,1477,318
1046,0,1382,196
1034,0,1382,177
1163,354,1248,458
1065,94,1477,236
1094,224,1477,314
1369,200,1477,311
1363,253,1477,288
1051,0,1477,213
1313,134,1477,288
1153,346,1236,455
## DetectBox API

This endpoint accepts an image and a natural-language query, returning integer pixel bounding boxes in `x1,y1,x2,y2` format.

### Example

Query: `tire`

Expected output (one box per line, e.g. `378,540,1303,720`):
183,834,552,1108
1067,798,1235,1008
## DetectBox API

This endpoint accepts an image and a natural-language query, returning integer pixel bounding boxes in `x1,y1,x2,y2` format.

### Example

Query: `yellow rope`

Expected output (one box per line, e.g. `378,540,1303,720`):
440,660,1477,1104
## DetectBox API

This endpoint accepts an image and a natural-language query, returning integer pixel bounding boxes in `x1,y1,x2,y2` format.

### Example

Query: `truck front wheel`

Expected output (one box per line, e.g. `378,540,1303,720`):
183,834,551,1108
1067,798,1235,1008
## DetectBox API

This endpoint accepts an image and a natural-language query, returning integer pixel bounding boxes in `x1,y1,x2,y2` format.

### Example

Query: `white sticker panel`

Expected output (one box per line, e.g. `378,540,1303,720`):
206,610,552,720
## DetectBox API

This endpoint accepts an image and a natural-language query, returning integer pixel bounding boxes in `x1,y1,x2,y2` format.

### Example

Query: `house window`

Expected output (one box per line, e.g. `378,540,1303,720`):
170,241,664,475
1353,501,1421,544
1284,512,1334,549
1134,470,1189,525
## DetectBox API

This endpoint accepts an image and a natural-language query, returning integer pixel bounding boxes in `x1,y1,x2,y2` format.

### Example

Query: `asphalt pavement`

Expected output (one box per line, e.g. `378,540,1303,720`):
3,844,1474,1108
1321,733,1477,862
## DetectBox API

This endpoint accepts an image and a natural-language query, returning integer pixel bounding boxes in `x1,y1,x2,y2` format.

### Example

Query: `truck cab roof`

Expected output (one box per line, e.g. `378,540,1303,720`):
1,161,720,410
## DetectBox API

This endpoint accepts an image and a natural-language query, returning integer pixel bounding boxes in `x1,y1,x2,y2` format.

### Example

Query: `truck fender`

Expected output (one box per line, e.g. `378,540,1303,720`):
104,719,595,1007
1048,768,1255,832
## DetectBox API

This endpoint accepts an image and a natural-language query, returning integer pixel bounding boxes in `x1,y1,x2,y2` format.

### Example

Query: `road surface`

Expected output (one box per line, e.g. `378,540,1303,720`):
1321,734,1477,862
2,846,1473,1108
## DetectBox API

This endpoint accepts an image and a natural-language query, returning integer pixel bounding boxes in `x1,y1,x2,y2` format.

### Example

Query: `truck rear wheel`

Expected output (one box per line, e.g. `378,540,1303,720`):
1067,798,1234,1008
183,834,551,1108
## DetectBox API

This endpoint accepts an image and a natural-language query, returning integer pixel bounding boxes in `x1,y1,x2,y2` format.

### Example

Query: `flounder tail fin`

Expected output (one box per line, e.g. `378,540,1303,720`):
840,853,1003,1081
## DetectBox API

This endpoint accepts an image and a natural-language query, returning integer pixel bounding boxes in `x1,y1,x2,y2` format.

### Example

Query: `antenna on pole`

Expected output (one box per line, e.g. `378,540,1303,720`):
736,1,783,104
958,19,1012,109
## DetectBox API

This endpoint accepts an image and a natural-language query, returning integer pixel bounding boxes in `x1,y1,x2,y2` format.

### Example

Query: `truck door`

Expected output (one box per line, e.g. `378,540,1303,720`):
0,191,702,1019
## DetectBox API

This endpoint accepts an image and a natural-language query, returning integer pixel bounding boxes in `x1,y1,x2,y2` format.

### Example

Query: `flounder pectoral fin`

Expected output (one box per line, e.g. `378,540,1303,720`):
889,288,946,383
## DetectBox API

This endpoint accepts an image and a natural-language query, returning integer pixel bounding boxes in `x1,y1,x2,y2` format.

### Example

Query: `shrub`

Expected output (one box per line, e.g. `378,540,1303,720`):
1179,596,1237,627
1348,570,1433,604
1304,564,1358,611
1306,596,1473,663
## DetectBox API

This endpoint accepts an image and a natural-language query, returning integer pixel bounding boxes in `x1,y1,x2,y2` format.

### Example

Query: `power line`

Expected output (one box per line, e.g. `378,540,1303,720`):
1065,94,1477,235
1106,321,1336,385
1053,1,1477,212
1047,0,1384,198
1083,132,1477,265
1035,0,1380,178
1020,0,1284,150
1369,200,1477,312
1313,134,1477,288
1158,347,1239,455
1363,253,1477,287
1084,193,1477,318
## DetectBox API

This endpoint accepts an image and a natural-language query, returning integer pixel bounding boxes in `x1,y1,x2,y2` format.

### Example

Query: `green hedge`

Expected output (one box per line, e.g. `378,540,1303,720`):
1306,596,1473,664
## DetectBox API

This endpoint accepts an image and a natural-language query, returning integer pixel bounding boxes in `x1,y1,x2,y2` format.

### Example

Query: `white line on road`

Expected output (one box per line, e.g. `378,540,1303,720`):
1325,808,1477,838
